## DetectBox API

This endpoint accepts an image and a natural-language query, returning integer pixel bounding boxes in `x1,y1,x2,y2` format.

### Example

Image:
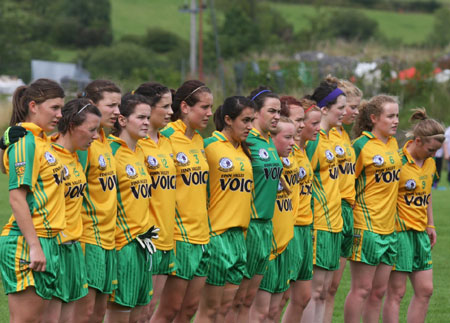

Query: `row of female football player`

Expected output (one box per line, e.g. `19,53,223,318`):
0,75,442,323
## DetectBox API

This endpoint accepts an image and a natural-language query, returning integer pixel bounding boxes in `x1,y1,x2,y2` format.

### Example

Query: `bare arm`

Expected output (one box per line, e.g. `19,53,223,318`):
426,193,436,248
9,188,46,271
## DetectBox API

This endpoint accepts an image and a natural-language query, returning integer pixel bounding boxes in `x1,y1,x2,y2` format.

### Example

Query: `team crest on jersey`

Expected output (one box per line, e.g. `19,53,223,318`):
44,151,57,165
373,155,385,167
219,157,234,172
176,152,190,166
299,167,307,180
282,157,292,168
335,145,345,158
146,156,159,169
63,165,70,180
325,150,334,162
14,161,26,176
98,155,107,170
258,148,270,161
405,179,416,191
125,164,138,179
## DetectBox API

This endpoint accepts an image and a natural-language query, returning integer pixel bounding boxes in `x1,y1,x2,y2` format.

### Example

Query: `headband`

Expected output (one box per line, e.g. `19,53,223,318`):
77,104,90,114
305,104,318,113
251,89,270,101
317,88,344,108
183,85,206,102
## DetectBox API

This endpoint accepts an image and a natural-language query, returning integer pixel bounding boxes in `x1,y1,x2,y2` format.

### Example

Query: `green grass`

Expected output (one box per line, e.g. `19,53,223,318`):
1,167,450,321
110,0,195,40
270,3,435,45
109,0,435,45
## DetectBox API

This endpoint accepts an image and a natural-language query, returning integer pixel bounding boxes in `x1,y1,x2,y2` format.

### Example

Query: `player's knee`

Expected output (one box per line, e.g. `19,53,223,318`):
417,283,433,300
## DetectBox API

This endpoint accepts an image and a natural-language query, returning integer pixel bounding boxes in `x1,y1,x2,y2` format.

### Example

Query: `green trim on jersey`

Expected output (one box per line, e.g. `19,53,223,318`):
115,183,133,244
175,205,189,243
76,150,89,172
110,141,121,156
203,136,219,149
352,134,370,161
161,127,175,138
355,170,373,231
305,133,319,162
81,162,102,247
8,133,35,190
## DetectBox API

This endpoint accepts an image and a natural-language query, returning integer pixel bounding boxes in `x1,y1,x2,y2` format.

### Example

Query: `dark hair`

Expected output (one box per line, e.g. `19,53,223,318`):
112,93,150,136
214,96,255,160
352,95,398,137
280,95,302,117
172,80,212,121
310,78,345,109
79,80,121,104
134,82,171,107
11,78,65,126
247,86,279,111
57,98,102,135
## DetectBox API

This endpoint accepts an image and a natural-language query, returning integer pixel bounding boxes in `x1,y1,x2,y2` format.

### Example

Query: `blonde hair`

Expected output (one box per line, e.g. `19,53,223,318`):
325,75,363,98
406,108,445,143
271,116,294,135
352,94,398,138
299,98,321,116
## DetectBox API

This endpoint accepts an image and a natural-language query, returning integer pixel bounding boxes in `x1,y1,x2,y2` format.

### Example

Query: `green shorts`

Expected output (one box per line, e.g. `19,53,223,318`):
341,200,354,258
288,225,313,281
171,240,210,280
244,219,273,279
152,249,177,275
206,228,247,286
0,235,60,300
259,250,291,294
81,243,117,294
350,229,397,266
110,240,153,307
312,230,342,271
394,230,432,272
55,241,88,302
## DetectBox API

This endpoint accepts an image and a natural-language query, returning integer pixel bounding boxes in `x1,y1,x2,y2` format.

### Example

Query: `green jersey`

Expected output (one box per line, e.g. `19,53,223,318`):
246,128,283,221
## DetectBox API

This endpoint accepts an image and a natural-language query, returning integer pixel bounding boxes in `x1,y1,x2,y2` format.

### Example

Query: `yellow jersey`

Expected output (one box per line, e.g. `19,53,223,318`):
306,129,342,232
139,135,177,251
204,131,253,236
270,154,297,259
109,135,154,250
161,120,210,244
2,122,65,238
353,131,402,234
77,129,117,250
329,127,356,205
396,141,435,232
51,139,87,243
293,145,314,226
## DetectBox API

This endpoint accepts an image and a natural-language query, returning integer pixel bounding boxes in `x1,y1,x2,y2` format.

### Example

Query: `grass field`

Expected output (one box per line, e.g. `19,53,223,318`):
110,0,436,45
0,167,450,321
52,0,438,63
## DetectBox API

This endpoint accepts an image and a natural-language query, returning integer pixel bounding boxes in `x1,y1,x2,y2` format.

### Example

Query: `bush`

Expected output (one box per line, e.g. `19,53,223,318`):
326,9,378,41
143,28,188,54
427,8,450,48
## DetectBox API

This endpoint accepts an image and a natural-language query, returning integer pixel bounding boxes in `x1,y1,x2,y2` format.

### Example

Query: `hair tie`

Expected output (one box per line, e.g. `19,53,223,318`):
317,88,344,108
131,90,135,95
81,91,86,97
251,89,270,101
305,105,318,113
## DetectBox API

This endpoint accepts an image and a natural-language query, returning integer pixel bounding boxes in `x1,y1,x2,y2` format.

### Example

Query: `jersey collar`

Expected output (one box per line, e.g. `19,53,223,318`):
18,122,47,140
249,127,271,143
